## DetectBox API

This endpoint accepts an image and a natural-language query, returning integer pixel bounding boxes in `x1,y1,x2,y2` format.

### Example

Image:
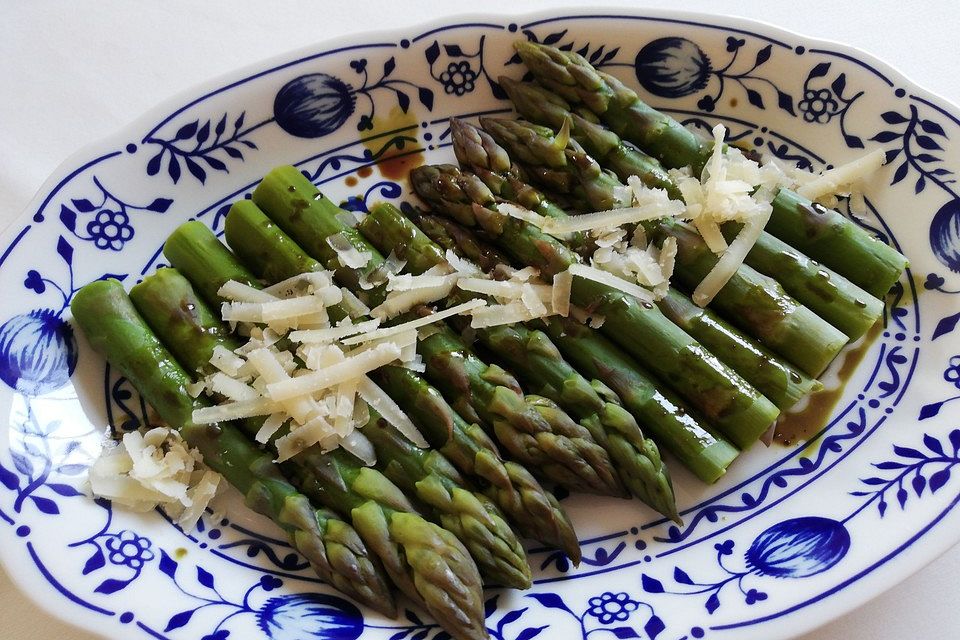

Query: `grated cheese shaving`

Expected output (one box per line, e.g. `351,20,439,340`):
569,263,655,303
87,428,220,532
343,299,486,345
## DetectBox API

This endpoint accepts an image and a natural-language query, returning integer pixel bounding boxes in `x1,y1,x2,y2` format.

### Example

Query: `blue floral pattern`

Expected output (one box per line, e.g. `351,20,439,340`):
0,12,957,640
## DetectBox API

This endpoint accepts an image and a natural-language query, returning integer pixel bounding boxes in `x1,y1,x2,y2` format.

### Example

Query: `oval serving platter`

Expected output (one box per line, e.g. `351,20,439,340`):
2,9,959,640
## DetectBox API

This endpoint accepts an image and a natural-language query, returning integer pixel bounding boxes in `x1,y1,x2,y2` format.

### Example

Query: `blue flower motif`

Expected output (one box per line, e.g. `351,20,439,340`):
274,74,357,139
256,593,363,640
634,37,712,99
0,309,77,396
439,61,477,96
798,88,839,123
930,198,960,273
86,209,134,251
259,575,283,592
714,540,734,556
585,592,640,625
23,270,45,294
745,517,850,578
105,530,155,570
944,356,960,388
744,588,768,605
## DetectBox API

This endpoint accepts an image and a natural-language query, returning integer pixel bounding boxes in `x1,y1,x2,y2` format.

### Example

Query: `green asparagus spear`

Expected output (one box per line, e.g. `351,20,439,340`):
127,271,486,640
405,208,514,272
252,169,624,497
652,221,848,377
70,279,397,617
655,287,822,406
411,163,779,449
359,202,678,519
164,220,580,562
499,79,885,341
513,41,909,297
449,118,592,255
449,118,825,403
480,117,850,378
406,207,738,482
131,267,530,591
251,166,389,306
371,365,580,562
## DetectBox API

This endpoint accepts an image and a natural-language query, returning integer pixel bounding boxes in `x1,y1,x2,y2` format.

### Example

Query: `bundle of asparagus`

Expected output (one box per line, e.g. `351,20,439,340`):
68,38,911,640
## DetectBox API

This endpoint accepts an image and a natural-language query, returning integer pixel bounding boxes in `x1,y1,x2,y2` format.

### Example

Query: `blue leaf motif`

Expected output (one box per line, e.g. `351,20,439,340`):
917,135,942,151
388,632,408,640
175,121,199,141
611,627,640,639
418,87,434,110
10,451,32,476
146,152,163,176
515,626,547,640
47,482,82,497
164,608,195,632
425,41,440,65
950,429,960,453
920,119,946,136
930,468,951,493
146,198,173,213
808,62,831,78
410,630,428,640
897,487,909,508
641,574,665,593
195,121,210,144
881,111,908,124
644,615,666,640
57,236,73,265
31,496,59,514
59,205,76,231
383,57,396,77
0,463,19,490
924,434,945,456
159,549,178,578
185,157,207,183
168,155,181,183
919,402,943,420
705,593,720,614
913,474,926,497
197,565,215,589
932,313,960,340
95,578,131,595
71,198,95,213
497,608,525,633
894,446,926,459
526,592,572,613
81,548,105,575
674,566,694,584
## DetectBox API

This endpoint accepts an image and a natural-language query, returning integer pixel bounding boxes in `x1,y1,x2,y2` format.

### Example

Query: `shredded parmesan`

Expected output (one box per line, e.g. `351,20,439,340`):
552,270,572,317
327,232,372,269
796,149,885,201
343,299,486,345
266,343,402,401
569,263,654,303
87,428,220,532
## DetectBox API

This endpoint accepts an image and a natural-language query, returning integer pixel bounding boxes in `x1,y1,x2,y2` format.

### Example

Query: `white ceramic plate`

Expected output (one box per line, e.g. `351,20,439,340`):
2,9,959,640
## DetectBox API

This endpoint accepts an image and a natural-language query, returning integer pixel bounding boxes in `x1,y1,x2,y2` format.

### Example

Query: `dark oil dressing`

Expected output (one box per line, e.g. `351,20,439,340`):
774,320,884,446
360,106,425,181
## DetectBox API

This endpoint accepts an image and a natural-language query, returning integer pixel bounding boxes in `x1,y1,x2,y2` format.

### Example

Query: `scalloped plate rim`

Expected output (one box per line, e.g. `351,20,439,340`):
1,8,958,640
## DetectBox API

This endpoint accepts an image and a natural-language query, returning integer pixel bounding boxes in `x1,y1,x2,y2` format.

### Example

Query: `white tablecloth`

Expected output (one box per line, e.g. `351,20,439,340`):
1,1,957,638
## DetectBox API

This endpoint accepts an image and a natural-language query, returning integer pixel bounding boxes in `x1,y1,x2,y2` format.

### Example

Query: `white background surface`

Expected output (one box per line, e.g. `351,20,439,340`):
1,1,957,638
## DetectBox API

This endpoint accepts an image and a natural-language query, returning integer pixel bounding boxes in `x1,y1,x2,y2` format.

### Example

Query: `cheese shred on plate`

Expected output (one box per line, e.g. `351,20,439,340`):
87,427,221,533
